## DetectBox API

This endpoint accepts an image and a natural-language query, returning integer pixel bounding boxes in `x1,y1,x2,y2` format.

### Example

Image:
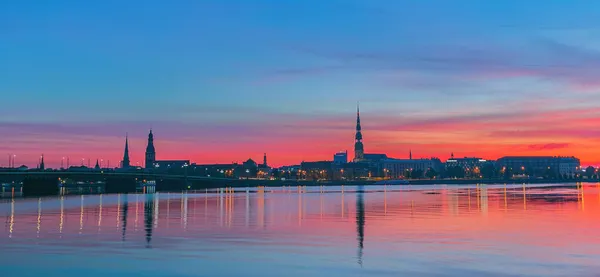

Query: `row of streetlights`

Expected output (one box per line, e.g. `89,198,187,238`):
5,154,121,169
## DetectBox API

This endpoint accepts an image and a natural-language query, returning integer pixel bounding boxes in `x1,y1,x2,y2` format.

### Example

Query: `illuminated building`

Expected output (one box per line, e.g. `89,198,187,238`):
382,158,443,179
333,151,348,164
496,156,580,177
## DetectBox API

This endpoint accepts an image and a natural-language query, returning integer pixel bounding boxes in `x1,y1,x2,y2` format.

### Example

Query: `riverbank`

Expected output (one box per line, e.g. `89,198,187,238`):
215,178,590,189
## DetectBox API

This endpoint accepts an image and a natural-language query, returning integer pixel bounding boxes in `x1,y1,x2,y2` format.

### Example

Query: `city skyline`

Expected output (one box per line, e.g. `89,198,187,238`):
3,1,600,167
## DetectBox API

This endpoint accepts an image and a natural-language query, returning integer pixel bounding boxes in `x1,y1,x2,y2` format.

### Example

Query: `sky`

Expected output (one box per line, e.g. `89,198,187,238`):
2,0,600,167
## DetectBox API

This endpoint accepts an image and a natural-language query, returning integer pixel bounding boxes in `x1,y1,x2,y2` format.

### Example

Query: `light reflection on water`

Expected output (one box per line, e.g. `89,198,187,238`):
0,183,599,276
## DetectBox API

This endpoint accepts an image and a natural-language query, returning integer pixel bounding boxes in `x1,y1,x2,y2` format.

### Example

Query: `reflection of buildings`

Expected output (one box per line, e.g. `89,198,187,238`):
3,185,598,252
121,194,128,241
144,195,154,247
356,189,365,266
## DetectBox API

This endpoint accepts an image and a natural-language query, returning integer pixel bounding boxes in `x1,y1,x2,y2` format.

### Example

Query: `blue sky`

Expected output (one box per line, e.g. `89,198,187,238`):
2,0,600,166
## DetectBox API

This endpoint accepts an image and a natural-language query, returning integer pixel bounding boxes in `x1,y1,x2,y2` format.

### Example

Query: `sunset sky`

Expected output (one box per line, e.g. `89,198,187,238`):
3,1,600,167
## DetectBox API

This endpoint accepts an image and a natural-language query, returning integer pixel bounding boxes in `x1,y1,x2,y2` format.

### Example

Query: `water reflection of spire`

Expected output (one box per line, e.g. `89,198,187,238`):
98,194,103,230
183,192,188,230
59,196,64,235
257,187,265,228
166,193,171,227
80,195,84,234
9,198,14,238
480,185,488,215
144,195,155,248
448,189,458,216
580,183,585,211
116,194,121,229
219,189,224,227
245,189,249,228
384,186,387,216
121,194,129,241
356,185,365,267
298,187,302,226
320,190,324,220
37,198,42,237
135,194,139,231
522,183,527,211
341,189,345,218
153,193,159,229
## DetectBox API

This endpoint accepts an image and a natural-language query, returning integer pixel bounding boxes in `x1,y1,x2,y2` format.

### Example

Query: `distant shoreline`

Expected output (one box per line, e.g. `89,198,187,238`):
219,178,592,188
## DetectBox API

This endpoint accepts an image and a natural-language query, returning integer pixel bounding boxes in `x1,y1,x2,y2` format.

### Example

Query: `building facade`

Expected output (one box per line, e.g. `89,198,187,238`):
496,156,580,177
333,151,348,164
301,161,334,180
382,158,443,179
445,155,487,170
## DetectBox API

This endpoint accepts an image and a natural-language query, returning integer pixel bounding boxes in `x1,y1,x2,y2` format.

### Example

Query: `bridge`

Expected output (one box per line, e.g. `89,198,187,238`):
0,171,359,196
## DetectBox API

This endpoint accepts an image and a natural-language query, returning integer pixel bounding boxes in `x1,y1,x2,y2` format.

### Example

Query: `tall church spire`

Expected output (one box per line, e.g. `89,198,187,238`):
39,154,45,170
122,134,131,168
354,103,364,162
410,150,412,160
145,129,156,169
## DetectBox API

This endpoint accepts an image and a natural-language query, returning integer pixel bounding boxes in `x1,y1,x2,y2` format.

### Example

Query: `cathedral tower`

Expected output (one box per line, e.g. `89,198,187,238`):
122,134,131,168
145,129,156,169
354,104,365,162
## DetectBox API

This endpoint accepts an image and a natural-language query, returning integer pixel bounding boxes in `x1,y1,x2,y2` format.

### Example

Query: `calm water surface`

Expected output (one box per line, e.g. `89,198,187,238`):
1,183,599,277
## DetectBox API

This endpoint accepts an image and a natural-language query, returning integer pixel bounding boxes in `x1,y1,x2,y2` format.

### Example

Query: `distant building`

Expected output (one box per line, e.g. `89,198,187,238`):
382,158,443,179
39,155,45,170
67,165,90,172
363,153,388,162
336,162,378,180
145,130,156,169
301,161,334,180
261,153,268,168
496,156,580,177
333,151,348,164
445,154,487,170
154,160,190,169
257,154,271,177
191,163,237,178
